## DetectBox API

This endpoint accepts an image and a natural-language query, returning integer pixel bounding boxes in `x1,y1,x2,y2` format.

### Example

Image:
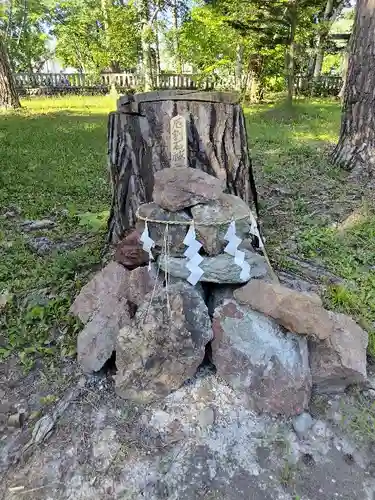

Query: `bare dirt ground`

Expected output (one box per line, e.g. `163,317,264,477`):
2,354,375,500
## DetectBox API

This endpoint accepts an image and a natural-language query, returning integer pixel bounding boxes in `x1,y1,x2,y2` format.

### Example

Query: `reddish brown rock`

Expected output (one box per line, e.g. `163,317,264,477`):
115,230,149,270
212,300,311,416
70,261,130,324
71,262,159,372
153,167,223,212
234,280,331,340
126,266,158,307
77,298,131,373
309,311,368,394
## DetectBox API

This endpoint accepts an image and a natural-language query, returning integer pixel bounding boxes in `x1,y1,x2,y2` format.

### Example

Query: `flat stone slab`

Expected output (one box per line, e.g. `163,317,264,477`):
234,280,330,340
158,249,269,284
136,202,192,256
2,373,375,500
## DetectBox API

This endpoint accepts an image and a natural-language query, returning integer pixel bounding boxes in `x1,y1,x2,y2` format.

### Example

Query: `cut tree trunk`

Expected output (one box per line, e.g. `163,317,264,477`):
331,0,375,177
107,90,255,243
0,36,20,109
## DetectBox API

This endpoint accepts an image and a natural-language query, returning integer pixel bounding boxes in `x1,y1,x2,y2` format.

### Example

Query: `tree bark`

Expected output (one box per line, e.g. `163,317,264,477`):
235,44,243,92
285,1,297,104
140,0,153,91
331,0,375,178
107,91,255,243
0,36,20,109
155,10,161,83
173,0,182,73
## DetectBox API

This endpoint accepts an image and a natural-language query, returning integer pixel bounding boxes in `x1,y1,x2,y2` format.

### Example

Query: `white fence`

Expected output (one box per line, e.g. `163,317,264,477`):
14,72,214,90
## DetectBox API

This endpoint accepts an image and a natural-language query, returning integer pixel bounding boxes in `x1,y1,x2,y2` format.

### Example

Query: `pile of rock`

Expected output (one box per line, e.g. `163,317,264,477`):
71,167,368,417
133,167,269,283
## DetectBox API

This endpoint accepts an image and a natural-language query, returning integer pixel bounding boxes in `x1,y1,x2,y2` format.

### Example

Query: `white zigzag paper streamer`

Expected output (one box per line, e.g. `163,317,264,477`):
183,225,204,286
140,221,155,264
224,221,251,281
249,211,264,249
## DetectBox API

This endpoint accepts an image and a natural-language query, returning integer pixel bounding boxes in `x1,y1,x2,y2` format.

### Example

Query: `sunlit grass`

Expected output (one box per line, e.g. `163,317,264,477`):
0,96,115,367
246,97,375,355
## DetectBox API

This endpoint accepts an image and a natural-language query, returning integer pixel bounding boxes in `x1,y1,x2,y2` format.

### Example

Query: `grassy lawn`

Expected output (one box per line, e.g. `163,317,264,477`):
246,99,375,353
0,96,116,368
0,95,374,370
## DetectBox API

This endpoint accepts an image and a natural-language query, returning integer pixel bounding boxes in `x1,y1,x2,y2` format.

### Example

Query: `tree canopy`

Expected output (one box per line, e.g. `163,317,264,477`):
0,0,354,97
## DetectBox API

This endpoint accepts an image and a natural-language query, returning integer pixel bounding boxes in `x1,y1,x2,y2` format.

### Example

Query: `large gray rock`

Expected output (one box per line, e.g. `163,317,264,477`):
71,262,159,372
212,300,311,415
309,311,368,394
158,250,268,284
115,281,213,403
136,202,192,256
21,219,55,231
153,167,223,212
191,194,251,255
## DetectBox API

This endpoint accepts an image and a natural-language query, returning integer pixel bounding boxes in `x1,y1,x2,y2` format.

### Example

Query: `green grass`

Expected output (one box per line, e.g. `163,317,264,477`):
245,98,375,354
0,96,116,368
0,95,374,368
340,393,375,445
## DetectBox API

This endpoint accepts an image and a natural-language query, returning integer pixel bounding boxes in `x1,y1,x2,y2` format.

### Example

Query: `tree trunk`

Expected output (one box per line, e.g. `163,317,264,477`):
0,36,20,109
235,44,243,92
140,0,153,91
331,0,375,178
313,44,324,78
313,0,335,77
155,11,161,84
285,1,297,104
338,36,351,101
107,91,255,243
173,0,182,73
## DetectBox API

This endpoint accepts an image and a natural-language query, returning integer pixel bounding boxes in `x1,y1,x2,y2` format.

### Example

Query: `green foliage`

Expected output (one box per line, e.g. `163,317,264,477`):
322,53,342,74
0,0,51,71
52,0,141,72
171,5,239,72
340,394,375,445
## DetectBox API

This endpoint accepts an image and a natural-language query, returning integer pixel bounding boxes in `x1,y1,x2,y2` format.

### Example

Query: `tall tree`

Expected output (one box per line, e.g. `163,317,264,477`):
52,0,141,74
0,34,20,108
313,0,347,77
206,0,329,103
0,0,51,72
331,0,375,178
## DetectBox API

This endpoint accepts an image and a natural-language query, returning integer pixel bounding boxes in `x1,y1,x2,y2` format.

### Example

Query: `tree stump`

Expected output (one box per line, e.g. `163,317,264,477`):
107,90,256,243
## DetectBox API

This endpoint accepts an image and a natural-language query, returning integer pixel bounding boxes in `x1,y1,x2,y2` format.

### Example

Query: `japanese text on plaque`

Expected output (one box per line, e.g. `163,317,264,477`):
170,115,187,168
